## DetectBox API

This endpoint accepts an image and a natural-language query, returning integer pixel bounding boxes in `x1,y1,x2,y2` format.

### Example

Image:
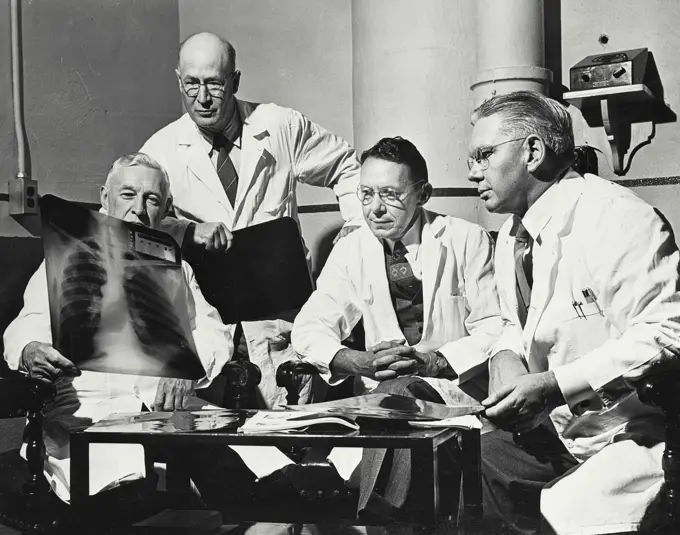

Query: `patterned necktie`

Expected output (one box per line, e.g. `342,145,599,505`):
514,220,534,328
388,241,418,291
212,134,239,207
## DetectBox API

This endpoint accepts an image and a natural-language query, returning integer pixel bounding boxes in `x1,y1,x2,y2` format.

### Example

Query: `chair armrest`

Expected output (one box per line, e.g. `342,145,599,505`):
0,373,55,418
220,360,261,409
276,361,320,406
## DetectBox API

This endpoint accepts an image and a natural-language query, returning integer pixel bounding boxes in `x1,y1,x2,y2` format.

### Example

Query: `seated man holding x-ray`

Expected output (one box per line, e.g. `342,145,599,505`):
2,153,240,503
291,136,502,516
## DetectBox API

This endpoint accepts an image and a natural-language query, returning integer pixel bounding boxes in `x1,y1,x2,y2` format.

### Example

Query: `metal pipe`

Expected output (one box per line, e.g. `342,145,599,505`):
471,0,553,106
10,0,29,179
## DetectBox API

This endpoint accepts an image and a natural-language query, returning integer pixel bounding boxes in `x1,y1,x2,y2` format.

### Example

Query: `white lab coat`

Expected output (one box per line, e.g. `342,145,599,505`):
140,99,363,408
493,171,680,534
3,261,233,502
292,210,501,403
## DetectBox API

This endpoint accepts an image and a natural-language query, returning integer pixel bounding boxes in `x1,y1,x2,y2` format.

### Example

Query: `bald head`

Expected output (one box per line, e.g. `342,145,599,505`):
178,32,236,74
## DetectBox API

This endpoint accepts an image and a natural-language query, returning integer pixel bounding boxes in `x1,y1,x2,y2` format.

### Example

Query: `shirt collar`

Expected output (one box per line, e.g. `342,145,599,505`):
519,168,584,242
384,210,423,254
196,104,243,152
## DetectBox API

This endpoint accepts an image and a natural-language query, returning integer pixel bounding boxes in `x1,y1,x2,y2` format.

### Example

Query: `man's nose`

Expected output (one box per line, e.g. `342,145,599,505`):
196,84,212,105
369,194,386,214
132,195,146,215
467,164,483,184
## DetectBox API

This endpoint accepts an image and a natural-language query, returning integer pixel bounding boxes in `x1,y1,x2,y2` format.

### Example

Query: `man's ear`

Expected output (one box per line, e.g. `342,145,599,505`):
175,69,183,92
232,70,241,95
100,186,109,215
526,135,547,173
418,182,433,205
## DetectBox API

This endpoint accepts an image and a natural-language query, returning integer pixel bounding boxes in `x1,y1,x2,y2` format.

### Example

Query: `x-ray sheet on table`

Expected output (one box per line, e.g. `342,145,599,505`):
40,195,206,380
285,393,484,421
88,410,244,433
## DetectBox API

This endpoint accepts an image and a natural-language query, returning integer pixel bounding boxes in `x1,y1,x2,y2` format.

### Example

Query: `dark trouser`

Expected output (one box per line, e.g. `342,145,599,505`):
358,376,448,517
481,425,579,534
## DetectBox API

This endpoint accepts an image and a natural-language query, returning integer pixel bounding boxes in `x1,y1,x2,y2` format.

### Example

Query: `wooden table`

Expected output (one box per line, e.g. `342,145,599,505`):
70,413,480,526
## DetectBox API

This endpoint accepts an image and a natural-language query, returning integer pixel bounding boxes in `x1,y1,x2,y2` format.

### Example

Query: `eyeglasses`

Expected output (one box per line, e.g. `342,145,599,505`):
467,137,526,171
178,71,238,99
356,182,425,206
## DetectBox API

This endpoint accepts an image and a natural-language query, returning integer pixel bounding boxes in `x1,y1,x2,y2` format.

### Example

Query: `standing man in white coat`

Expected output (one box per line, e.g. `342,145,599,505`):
140,32,364,408
468,90,680,534
292,136,501,517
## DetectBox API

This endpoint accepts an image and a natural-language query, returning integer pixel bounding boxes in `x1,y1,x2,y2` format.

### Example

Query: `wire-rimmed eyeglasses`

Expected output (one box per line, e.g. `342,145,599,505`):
178,71,238,99
467,137,526,171
356,181,426,206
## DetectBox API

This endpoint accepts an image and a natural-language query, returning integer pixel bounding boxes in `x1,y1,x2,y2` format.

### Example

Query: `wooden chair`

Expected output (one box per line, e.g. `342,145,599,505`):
638,373,680,533
0,371,57,533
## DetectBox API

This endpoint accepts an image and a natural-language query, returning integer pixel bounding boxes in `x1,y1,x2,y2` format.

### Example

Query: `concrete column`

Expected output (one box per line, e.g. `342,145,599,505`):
351,0,483,223
471,0,552,106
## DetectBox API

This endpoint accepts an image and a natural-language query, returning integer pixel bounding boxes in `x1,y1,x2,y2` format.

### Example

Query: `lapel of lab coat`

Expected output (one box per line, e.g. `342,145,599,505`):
176,114,235,223
359,230,404,343
232,99,274,228
523,173,586,355
419,210,448,340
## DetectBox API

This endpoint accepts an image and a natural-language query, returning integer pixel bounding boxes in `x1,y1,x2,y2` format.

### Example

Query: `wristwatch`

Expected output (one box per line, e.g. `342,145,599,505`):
433,350,449,376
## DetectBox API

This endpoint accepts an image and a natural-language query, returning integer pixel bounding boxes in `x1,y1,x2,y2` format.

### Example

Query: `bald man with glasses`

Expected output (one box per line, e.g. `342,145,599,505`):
292,136,501,518
140,32,365,408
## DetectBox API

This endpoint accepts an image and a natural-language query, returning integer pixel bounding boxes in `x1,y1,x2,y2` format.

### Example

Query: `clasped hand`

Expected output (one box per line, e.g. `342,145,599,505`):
357,340,437,381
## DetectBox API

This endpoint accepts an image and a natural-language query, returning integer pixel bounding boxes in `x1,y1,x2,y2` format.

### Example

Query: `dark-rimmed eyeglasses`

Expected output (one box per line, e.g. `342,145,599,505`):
356,181,425,206
467,137,526,171
178,71,238,99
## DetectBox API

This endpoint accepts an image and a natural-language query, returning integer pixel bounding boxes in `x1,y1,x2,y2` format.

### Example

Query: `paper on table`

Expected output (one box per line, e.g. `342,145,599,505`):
408,415,482,430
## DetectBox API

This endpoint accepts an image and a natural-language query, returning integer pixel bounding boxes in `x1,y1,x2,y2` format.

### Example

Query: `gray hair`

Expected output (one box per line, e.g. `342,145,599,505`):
105,152,171,201
178,32,236,73
472,91,575,160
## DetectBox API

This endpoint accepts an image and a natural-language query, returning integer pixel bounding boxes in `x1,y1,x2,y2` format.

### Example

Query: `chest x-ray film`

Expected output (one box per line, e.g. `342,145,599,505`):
40,195,206,380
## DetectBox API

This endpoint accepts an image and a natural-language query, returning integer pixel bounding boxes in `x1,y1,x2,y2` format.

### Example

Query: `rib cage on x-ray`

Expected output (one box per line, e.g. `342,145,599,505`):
58,239,107,362
41,194,205,380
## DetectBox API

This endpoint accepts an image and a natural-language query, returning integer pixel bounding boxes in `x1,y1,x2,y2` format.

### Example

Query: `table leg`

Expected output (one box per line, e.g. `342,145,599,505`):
70,434,89,515
459,429,482,525
409,443,439,524
166,449,192,509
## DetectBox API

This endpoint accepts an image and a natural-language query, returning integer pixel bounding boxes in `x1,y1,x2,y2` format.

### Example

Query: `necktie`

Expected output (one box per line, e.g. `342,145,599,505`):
212,134,239,207
514,220,534,328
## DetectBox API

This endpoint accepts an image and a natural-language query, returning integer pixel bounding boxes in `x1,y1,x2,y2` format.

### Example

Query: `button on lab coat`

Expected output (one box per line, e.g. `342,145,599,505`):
141,99,363,408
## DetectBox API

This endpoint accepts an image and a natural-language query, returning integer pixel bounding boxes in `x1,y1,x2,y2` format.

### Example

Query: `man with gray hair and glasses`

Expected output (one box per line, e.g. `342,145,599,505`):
468,90,680,534
140,32,364,408
3,152,233,505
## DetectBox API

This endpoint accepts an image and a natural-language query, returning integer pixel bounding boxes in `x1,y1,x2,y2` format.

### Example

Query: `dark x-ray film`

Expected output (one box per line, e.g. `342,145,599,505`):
40,195,206,380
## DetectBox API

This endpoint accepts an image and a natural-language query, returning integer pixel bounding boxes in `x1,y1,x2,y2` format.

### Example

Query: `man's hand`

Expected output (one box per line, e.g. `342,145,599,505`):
372,343,441,377
329,342,417,382
19,342,80,384
152,378,196,411
482,371,565,432
332,225,361,244
488,350,529,398
192,222,233,252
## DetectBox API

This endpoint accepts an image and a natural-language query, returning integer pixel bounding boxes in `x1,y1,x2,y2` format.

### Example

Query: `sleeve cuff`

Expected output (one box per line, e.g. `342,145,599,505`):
553,362,598,413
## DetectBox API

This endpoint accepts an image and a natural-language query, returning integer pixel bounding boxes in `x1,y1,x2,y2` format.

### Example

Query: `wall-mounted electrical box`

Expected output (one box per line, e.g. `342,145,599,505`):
9,177,39,215
564,48,674,175
570,48,650,91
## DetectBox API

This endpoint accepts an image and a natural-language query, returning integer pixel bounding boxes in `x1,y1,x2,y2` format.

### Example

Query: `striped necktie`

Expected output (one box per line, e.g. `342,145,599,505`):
212,134,239,208
514,220,533,328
